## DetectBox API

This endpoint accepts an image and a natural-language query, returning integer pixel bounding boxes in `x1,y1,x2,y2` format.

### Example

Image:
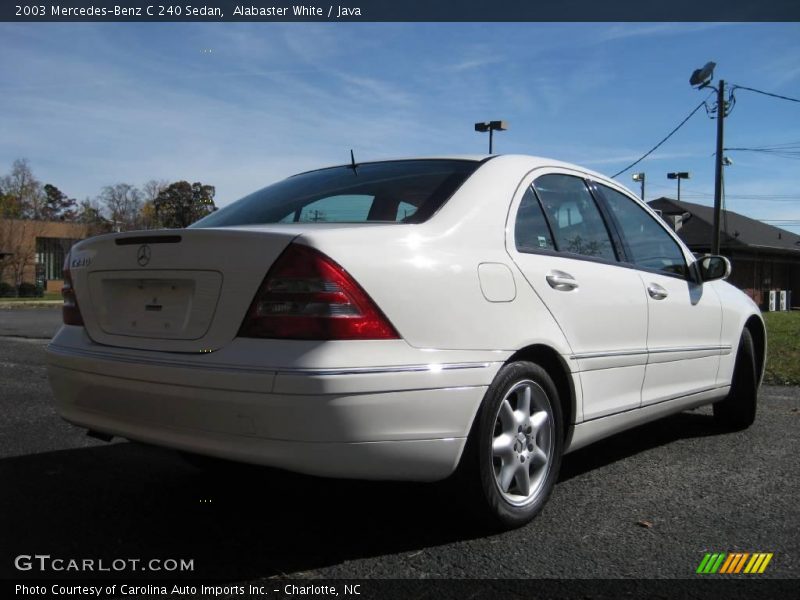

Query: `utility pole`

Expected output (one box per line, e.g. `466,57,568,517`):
712,80,726,255
689,61,728,255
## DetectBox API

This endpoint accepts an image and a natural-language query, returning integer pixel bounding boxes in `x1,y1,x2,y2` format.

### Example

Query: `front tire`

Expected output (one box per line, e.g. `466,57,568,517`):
714,328,758,430
462,361,563,529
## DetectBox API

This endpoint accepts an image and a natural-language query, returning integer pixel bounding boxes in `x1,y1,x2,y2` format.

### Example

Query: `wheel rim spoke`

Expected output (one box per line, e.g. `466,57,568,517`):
515,464,532,496
499,462,517,492
492,434,514,459
530,410,549,434
498,399,515,433
517,384,532,416
530,446,548,469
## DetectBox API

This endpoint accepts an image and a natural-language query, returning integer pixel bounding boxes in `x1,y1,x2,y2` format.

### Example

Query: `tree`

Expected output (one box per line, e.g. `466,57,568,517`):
77,198,112,237
140,179,169,229
142,179,169,204
139,201,160,230
99,183,142,231
0,186,13,218
0,159,43,218
154,181,216,229
41,184,78,221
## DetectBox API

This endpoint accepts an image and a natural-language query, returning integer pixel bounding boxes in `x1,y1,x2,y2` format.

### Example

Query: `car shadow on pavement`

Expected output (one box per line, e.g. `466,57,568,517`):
1,441,485,580
559,409,724,482
2,408,726,581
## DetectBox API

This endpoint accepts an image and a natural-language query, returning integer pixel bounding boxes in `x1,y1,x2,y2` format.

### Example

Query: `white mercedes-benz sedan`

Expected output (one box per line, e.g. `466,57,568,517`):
47,155,765,528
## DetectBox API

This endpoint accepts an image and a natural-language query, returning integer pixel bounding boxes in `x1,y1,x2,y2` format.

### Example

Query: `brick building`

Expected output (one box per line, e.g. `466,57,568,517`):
0,219,90,293
649,198,800,310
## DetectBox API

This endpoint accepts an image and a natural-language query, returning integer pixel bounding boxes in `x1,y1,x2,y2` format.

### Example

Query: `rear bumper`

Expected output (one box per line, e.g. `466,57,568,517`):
46,327,502,481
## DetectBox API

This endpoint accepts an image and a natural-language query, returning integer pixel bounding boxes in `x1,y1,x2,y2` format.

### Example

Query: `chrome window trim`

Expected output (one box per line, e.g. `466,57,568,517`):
47,344,496,376
277,363,496,376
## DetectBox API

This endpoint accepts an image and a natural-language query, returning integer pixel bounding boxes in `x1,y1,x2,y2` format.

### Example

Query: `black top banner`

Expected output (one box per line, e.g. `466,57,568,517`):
3,0,800,22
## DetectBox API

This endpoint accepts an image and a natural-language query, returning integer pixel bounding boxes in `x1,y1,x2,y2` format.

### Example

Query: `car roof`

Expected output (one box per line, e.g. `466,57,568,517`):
289,154,617,182
288,155,492,177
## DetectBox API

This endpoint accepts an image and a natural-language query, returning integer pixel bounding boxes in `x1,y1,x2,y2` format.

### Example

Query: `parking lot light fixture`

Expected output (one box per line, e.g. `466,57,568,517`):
474,120,508,154
667,171,691,202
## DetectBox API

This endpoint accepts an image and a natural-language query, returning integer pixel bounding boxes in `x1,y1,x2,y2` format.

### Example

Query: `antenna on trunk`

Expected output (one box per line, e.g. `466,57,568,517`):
348,149,358,175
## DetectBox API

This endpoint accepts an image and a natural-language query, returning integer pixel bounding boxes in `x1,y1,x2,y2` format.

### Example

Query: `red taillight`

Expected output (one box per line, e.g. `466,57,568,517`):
239,244,399,340
62,255,84,326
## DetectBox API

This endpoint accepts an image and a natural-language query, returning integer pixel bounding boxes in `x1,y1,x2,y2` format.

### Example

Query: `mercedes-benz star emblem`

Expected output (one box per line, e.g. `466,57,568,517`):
137,244,151,267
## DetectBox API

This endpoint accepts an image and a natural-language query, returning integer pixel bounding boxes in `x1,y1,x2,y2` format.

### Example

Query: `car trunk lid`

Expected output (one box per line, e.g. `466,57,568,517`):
68,228,299,352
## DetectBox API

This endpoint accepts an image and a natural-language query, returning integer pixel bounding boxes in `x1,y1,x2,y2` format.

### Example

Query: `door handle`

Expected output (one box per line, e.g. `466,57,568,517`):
647,283,668,300
546,270,579,291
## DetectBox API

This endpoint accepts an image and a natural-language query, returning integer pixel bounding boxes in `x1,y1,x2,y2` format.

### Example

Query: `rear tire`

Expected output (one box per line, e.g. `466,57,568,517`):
460,361,563,530
713,328,758,430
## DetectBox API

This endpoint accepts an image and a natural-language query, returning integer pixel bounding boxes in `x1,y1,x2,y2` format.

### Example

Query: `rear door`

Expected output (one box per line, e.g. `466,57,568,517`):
507,171,649,420
592,182,723,405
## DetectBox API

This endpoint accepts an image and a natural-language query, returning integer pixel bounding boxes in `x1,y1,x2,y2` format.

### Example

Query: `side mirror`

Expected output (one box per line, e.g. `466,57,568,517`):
697,255,731,282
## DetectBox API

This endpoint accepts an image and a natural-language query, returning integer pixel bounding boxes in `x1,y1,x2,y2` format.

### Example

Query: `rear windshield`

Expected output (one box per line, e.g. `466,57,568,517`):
191,159,481,227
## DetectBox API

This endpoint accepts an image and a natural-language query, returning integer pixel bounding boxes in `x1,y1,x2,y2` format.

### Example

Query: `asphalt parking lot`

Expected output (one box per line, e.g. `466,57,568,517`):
1,308,798,583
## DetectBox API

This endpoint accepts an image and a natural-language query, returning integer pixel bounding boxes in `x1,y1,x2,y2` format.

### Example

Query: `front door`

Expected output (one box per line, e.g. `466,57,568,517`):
594,182,722,406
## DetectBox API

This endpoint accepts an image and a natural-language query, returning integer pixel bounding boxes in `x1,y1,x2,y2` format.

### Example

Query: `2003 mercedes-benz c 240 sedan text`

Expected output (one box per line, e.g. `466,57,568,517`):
47,155,765,527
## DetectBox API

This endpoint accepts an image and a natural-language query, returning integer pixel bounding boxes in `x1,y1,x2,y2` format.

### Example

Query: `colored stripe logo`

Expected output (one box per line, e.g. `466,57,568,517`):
696,552,773,574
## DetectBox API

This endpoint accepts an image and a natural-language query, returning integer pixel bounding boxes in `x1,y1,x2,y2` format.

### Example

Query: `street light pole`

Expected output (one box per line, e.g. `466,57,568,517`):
632,172,645,201
712,80,726,255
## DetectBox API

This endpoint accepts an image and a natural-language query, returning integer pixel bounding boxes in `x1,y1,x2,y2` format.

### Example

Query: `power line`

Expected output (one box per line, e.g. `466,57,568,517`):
726,141,800,149
731,84,800,104
611,95,712,178
724,140,800,159
681,191,800,200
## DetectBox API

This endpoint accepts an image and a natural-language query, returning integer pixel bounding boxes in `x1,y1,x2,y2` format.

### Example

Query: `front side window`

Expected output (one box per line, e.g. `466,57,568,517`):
191,160,480,227
597,183,687,277
533,174,616,261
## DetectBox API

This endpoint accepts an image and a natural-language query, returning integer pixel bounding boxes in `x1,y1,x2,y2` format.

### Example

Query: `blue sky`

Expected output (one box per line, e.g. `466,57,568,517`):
1,22,799,233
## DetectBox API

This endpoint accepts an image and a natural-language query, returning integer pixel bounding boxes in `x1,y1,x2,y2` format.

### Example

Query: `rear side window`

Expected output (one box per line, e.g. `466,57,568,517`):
191,160,480,227
597,183,688,277
515,188,555,252
532,174,616,261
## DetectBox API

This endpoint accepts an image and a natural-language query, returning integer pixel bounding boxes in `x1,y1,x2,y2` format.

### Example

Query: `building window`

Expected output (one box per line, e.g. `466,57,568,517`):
36,238,79,281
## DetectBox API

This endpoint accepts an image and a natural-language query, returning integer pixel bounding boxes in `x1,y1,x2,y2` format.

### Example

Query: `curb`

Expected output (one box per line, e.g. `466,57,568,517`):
0,301,63,309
